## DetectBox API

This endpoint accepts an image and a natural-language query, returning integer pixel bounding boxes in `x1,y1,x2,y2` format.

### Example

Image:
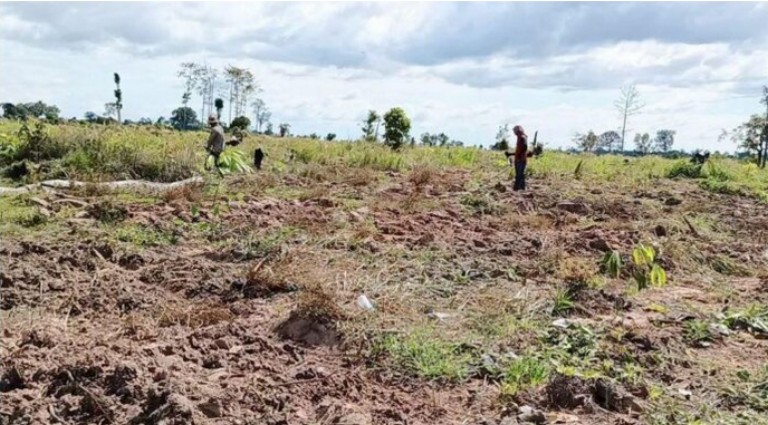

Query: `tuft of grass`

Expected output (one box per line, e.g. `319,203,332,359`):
500,355,551,397
113,224,178,247
683,320,714,347
376,327,473,381
551,287,575,317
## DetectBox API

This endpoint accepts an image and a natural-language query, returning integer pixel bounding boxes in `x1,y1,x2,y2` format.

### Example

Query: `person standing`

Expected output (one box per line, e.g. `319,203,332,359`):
205,114,225,174
512,125,528,191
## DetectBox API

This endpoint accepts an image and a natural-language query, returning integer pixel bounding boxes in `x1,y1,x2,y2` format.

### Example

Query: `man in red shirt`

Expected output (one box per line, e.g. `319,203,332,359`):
512,125,528,191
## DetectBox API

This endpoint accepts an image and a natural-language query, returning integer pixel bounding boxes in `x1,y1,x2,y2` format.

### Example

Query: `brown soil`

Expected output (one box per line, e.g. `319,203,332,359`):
2,171,768,424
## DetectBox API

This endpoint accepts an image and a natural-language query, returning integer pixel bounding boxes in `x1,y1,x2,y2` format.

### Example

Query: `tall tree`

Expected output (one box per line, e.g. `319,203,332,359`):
597,130,621,152
178,62,198,111
614,84,644,152
113,73,123,124
727,115,767,166
573,131,599,152
223,66,258,125
170,107,198,130
634,132,653,155
251,98,271,132
653,130,676,153
361,110,380,141
491,124,510,151
382,107,411,150
278,123,291,137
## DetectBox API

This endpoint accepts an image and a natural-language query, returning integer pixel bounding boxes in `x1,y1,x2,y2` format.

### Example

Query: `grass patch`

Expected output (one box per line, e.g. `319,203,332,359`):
376,326,473,381
113,224,178,247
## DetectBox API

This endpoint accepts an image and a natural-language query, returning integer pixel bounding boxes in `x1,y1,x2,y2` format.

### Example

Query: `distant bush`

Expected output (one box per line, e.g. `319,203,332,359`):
666,161,702,179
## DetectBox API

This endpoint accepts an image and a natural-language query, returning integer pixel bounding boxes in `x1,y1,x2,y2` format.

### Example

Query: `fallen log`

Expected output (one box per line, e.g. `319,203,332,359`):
0,176,204,197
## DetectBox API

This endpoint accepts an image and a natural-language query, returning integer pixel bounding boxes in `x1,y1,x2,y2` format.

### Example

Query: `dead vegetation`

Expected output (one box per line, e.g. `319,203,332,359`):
2,152,768,425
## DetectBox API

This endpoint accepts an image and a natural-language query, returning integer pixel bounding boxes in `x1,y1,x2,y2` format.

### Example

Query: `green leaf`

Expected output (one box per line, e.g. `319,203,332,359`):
642,245,655,263
650,264,667,287
632,248,646,267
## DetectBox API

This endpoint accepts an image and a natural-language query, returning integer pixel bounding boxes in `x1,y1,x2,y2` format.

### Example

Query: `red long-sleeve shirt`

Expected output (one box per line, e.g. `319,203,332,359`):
514,134,528,163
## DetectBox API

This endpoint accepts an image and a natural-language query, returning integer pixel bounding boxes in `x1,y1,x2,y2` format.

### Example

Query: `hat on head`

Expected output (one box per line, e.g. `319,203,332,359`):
208,114,218,125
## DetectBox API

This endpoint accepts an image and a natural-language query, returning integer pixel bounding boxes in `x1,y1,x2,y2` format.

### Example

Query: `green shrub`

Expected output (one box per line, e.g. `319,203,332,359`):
666,161,702,179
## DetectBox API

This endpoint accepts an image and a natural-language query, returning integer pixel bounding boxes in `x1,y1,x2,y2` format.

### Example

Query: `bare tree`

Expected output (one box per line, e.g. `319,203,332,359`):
251,98,271,133
634,132,653,155
614,84,644,152
193,64,217,121
177,63,199,109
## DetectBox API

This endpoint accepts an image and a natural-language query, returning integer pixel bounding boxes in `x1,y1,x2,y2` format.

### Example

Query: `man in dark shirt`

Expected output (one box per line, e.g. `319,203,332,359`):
512,125,528,191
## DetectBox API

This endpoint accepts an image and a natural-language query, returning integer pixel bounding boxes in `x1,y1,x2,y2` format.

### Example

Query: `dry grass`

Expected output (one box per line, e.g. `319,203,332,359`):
408,165,436,190
296,281,346,321
161,181,204,203
156,303,234,328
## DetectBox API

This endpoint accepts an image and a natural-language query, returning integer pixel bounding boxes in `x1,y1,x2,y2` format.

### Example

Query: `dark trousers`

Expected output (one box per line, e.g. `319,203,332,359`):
206,151,223,176
513,161,527,191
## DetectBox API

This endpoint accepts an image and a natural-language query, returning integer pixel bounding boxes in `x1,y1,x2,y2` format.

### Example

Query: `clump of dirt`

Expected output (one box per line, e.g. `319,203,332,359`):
129,387,194,425
544,373,590,409
591,379,644,414
275,284,345,347
0,366,26,392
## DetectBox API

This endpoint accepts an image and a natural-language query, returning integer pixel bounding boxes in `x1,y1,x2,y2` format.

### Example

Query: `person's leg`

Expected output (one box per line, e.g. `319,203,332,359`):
520,162,527,190
514,162,523,191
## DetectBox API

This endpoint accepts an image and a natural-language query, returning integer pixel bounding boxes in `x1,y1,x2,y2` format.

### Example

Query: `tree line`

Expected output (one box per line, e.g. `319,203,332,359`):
2,78,766,165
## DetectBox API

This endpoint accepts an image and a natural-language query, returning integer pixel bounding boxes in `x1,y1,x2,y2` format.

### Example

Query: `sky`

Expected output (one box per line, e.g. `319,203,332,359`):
1,1,767,152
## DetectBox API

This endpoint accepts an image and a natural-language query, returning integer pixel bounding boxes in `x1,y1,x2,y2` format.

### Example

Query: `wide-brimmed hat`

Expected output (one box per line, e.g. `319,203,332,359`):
208,114,218,125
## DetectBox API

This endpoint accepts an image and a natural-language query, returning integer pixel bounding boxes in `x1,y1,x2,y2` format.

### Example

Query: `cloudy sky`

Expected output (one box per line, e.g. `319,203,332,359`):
1,1,767,151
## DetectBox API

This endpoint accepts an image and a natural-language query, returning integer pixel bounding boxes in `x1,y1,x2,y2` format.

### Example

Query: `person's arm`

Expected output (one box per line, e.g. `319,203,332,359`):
205,130,215,151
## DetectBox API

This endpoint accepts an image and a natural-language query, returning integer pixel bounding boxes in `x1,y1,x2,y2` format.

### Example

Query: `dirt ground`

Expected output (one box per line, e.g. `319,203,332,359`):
2,167,768,425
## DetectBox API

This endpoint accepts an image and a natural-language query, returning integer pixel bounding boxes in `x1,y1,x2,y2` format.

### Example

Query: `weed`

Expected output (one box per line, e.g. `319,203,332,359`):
722,304,768,335
601,250,623,278
551,287,575,317
710,255,753,277
377,327,473,381
90,199,128,224
500,355,551,397
408,165,435,190
460,193,502,215
557,257,597,284
113,225,177,247
683,320,714,347
719,366,768,412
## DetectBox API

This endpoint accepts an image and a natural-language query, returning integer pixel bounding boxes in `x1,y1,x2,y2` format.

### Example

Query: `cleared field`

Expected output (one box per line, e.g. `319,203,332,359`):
1,122,768,424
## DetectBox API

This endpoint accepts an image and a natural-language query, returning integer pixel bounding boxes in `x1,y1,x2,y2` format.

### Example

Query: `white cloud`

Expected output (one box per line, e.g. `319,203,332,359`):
1,2,766,152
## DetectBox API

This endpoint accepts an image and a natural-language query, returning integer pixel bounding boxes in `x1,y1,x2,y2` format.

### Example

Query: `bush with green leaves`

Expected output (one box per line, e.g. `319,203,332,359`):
382,107,411,150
